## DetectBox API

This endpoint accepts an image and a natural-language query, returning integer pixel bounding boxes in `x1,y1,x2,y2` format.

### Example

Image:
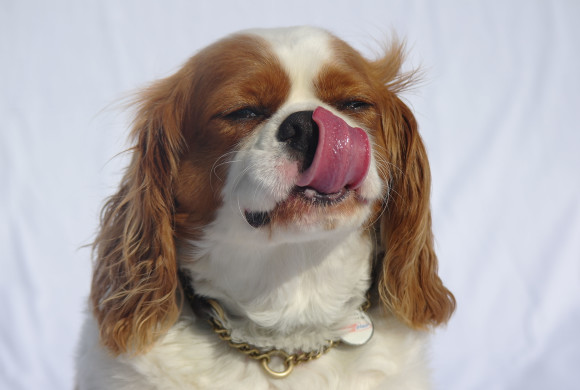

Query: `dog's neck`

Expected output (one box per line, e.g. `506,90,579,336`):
179,229,373,353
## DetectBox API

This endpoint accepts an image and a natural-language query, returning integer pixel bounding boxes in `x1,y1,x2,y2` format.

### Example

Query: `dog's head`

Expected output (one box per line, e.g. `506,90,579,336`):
91,26,455,355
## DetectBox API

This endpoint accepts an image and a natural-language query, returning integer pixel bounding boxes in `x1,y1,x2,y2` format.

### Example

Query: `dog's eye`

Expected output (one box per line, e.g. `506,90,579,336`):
340,100,372,112
224,107,264,121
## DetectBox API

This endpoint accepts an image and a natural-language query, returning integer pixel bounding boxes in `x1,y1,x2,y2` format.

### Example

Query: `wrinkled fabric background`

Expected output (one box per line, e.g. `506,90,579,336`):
2,1,579,389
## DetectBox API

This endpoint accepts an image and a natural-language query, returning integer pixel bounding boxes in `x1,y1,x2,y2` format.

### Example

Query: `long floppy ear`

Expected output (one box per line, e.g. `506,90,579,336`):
90,74,187,355
374,92,455,329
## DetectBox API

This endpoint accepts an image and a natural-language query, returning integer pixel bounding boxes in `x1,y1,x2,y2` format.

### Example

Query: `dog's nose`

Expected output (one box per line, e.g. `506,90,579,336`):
277,111,318,171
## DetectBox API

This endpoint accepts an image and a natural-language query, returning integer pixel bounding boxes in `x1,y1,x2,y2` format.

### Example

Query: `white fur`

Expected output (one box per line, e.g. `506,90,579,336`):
77,307,430,390
76,27,434,389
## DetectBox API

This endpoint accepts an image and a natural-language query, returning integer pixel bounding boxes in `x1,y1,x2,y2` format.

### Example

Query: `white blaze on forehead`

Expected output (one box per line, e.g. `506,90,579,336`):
246,26,333,102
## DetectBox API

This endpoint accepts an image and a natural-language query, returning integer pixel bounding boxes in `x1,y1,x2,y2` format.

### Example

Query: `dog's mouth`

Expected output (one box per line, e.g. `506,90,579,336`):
244,186,351,228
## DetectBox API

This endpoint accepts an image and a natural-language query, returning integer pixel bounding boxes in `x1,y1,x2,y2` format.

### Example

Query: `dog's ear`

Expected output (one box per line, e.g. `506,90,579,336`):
373,91,455,329
90,72,188,355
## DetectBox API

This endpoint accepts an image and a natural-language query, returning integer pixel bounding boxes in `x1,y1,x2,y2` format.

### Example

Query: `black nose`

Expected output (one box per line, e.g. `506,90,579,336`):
277,111,318,171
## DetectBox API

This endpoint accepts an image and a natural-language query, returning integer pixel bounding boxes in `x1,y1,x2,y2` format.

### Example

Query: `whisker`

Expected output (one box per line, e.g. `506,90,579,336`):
236,197,246,222
210,150,242,191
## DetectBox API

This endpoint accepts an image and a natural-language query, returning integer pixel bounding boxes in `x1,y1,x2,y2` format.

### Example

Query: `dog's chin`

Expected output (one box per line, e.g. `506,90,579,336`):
244,186,370,232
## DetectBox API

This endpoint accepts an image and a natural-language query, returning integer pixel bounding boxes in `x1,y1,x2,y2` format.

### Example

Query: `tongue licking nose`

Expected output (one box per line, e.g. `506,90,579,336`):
296,107,371,194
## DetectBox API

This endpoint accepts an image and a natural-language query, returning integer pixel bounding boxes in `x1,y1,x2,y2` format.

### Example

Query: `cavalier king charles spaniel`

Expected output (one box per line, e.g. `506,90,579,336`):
76,26,455,389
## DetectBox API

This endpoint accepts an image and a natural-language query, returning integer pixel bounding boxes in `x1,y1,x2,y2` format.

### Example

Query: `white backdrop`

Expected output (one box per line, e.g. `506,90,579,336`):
2,1,579,389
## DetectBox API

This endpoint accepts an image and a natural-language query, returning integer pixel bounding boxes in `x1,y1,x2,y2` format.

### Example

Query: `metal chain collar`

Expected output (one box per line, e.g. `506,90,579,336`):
206,298,338,378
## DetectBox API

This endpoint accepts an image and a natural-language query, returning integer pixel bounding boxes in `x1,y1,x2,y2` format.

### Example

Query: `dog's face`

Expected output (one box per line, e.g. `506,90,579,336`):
91,27,455,355
174,27,384,245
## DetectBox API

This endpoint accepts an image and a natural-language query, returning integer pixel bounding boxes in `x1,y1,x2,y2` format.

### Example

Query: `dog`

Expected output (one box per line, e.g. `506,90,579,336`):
76,26,455,389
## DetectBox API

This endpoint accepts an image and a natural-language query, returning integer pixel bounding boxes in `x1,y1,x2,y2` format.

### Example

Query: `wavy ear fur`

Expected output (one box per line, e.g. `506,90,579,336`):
372,47,455,329
90,72,188,355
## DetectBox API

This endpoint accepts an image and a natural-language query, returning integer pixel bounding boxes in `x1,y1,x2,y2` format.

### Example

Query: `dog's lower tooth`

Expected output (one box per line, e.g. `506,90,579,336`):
304,189,316,198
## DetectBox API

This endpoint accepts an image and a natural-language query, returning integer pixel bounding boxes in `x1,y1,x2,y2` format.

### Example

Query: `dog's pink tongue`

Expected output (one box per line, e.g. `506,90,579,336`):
297,107,370,194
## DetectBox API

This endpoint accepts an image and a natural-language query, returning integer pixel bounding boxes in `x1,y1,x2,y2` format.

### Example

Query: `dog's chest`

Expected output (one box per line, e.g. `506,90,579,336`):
123,312,431,390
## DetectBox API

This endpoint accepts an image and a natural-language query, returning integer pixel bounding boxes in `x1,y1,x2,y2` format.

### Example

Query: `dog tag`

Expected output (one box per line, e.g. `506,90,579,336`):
340,310,374,346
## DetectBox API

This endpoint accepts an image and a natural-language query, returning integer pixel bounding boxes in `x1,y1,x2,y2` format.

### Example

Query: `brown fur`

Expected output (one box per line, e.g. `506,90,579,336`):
90,73,185,355
374,93,456,328
90,31,454,356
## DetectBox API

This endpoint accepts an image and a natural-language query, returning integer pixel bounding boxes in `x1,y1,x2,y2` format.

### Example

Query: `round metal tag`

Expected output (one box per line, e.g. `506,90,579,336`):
340,310,374,346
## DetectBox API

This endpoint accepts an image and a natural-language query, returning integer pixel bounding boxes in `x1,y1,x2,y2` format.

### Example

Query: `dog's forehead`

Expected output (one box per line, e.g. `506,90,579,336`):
244,26,334,101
